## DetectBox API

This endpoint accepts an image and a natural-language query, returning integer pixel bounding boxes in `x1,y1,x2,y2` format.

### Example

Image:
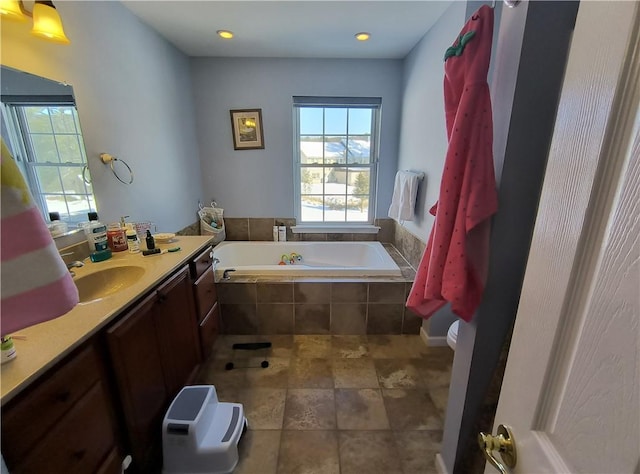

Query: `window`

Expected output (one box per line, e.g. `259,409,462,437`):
3,103,95,224
294,97,381,224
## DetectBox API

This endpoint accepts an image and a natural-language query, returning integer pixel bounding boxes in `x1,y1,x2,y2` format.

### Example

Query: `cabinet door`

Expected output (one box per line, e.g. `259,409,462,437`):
193,265,217,322
106,293,167,469
154,266,201,395
199,302,220,360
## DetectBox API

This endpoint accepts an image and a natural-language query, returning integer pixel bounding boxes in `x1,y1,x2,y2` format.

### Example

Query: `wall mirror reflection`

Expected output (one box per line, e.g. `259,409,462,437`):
1,65,96,226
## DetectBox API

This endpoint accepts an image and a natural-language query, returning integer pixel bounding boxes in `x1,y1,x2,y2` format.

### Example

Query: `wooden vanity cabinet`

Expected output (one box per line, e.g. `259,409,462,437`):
1,343,122,474
106,265,200,472
190,246,219,360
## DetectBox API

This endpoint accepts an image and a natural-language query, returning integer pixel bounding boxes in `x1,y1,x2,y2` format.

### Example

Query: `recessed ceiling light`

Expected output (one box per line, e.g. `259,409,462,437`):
355,32,371,41
217,30,234,39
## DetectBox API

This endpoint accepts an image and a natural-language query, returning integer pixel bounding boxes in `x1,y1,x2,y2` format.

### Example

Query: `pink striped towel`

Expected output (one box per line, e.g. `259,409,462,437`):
1,139,79,335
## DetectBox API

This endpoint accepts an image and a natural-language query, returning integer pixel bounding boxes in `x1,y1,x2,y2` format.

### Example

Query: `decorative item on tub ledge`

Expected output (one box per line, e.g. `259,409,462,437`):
100,153,134,185
230,109,264,150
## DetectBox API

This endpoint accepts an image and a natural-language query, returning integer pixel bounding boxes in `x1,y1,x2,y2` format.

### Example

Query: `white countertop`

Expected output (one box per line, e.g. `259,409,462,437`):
1,236,214,406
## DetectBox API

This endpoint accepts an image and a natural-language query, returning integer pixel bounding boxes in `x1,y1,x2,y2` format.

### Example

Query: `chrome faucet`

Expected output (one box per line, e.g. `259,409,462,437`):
66,260,84,277
222,268,236,281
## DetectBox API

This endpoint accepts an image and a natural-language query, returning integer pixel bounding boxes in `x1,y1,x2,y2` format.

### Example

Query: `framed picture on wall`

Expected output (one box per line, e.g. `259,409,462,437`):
230,109,264,150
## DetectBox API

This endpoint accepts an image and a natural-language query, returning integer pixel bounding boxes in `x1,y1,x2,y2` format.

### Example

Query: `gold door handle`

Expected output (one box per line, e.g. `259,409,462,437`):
478,424,517,473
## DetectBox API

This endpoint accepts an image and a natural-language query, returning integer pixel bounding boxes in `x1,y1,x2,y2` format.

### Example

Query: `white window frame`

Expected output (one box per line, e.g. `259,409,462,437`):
293,96,381,227
2,101,95,225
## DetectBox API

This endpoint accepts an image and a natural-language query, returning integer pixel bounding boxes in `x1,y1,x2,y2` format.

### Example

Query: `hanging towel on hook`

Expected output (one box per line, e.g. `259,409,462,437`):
1,139,79,335
407,5,497,321
388,170,424,222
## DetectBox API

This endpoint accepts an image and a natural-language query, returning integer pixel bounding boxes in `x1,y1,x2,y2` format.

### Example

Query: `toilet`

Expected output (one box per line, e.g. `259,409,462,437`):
447,320,459,350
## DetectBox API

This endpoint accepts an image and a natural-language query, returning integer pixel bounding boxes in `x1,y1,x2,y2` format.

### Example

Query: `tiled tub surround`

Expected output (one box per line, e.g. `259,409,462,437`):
392,221,427,270
218,280,423,336
224,217,395,243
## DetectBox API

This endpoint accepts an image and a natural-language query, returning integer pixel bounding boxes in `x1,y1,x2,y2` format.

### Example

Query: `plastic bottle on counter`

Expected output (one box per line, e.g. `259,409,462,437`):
48,212,68,237
126,228,140,253
273,225,279,242
1,336,17,364
86,212,109,252
278,225,287,242
107,223,128,252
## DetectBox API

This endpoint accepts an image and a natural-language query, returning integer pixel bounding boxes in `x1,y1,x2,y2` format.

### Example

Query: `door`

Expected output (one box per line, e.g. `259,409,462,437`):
485,3,639,473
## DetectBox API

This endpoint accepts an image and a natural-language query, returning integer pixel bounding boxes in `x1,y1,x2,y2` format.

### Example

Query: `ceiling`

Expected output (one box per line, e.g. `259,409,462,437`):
120,1,454,59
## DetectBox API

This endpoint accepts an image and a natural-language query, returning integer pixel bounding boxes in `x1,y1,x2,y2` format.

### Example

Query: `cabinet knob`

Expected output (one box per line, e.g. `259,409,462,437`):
157,293,167,303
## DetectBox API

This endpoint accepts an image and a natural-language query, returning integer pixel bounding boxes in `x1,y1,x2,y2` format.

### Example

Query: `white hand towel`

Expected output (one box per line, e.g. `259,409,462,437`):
388,170,423,222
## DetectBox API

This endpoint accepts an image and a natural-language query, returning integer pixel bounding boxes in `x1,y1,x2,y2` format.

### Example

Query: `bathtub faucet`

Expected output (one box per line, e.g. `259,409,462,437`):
222,268,236,280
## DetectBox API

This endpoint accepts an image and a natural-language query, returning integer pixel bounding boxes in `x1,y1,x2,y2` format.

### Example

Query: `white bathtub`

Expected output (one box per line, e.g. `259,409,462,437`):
212,241,402,277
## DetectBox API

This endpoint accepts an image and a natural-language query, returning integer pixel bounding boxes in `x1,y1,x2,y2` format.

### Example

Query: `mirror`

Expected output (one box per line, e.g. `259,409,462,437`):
1,65,96,229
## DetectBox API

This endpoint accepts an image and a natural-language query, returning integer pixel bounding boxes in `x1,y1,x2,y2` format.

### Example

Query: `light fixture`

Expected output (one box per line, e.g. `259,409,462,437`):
217,30,234,39
0,0,27,21
355,32,371,42
0,0,70,44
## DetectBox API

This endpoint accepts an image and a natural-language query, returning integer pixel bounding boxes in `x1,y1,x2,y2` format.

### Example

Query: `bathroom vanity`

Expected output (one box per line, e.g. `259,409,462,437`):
0,236,218,473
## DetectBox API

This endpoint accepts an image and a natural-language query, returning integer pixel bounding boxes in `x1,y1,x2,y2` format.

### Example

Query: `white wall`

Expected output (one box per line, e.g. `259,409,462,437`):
396,1,467,241
0,1,202,232
190,57,403,217
396,2,467,338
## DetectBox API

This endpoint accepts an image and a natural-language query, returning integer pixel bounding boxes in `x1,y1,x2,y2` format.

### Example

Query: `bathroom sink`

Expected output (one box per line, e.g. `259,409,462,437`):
74,266,146,303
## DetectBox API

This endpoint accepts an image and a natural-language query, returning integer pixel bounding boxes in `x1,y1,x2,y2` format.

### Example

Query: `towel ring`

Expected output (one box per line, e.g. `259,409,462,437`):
100,153,134,185
81,164,92,185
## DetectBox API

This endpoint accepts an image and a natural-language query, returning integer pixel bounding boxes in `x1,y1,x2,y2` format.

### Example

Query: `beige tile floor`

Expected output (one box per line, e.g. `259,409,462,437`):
196,335,453,474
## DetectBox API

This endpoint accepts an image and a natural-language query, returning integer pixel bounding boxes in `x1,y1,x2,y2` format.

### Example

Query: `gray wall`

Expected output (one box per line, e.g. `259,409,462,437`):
0,1,203,232
397,1,466,240
190,57,403,218
396,1,468,339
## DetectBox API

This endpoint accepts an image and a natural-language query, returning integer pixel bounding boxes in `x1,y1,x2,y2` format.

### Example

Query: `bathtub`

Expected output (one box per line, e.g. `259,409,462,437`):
212,241,402,277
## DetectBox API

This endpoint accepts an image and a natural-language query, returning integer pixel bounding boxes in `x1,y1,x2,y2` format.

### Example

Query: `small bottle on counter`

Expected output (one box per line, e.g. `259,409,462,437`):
273,225,279,242
278,225,287,242
145,229,155,250
1,336,17,364
126,228,140,253
48,212,68,237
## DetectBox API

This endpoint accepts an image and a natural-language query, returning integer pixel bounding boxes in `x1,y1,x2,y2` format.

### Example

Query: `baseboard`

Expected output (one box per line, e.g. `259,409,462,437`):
435,453,449,474
419,327,449,347
427,336,448,347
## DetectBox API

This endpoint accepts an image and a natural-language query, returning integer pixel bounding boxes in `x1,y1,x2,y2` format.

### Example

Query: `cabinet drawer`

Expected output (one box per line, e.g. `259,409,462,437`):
17,382,117,474
200,302,220,360
194,266,217,322
190,246,214,280
2,345,101,464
